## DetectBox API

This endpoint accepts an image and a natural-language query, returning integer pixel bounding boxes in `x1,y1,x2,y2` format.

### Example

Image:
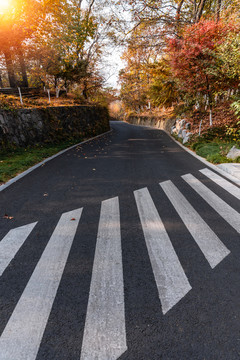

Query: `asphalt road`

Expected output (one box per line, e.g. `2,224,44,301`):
0,121,240,360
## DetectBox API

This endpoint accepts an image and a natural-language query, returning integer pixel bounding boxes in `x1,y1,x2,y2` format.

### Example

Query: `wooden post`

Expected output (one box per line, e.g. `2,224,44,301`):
18,87,23,105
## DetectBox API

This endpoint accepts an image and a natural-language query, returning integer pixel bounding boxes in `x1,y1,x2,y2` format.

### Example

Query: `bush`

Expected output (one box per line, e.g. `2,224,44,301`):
225,121,240,142
231,100,240,118
200,126,228,141
194,121,240,144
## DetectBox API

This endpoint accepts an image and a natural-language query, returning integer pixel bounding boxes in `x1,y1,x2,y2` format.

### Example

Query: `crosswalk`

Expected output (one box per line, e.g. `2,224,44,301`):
134,187,192,315
0,209,82,360
0,168,239,360
81,198,127,360
160,180,230,268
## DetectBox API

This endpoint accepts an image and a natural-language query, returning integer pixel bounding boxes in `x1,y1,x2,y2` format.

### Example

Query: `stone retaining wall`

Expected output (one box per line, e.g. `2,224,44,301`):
0,105,110,147
126,115,175,133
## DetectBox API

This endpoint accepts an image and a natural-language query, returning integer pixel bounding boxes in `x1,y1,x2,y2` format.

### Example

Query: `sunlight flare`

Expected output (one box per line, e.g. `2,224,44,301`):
0,0,11,13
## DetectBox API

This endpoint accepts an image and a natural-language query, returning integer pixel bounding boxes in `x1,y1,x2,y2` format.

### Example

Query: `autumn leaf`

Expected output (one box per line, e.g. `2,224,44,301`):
3,214,14,219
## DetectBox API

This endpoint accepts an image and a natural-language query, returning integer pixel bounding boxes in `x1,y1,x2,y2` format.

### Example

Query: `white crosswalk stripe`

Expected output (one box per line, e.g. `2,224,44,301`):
80,197,127,360
134,187,192,315
0,222,37,277
160,180,230,268
200,168,240,200
0,170,239,358
0,208,82,360
182,173,240,234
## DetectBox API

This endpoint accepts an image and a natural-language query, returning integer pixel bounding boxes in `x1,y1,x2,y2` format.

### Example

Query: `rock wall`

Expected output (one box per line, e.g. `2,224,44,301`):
0,105,110,148
126,115,175,133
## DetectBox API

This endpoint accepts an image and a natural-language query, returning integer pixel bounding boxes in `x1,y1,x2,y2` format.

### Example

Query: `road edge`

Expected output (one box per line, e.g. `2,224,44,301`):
124,120,240,186
165,130,240,186
0,129,113,192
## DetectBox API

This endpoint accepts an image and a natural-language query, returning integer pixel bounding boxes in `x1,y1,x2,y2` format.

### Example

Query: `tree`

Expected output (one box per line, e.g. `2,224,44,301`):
0,0,45,87
25,1,87,88
214,16,240,82
119,24,160,112
26,0,113,99
149,59,179,107
168,19,238,125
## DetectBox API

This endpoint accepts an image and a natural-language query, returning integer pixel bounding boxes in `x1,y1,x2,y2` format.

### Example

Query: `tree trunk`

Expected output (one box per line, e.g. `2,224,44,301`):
3,49,17,88
175,0,185,34
199,118,203,136
207,92,213,126
17,45,29,88
195,0,207,22
86,0,95,23
0,73,3,88
209,104,213,126
216,0,221,22
176,0,185,21
83,80,88,99
193,0,197,18
205,75,213,126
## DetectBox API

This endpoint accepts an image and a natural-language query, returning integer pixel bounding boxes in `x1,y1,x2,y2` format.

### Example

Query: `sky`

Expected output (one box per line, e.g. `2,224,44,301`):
102,48,125,89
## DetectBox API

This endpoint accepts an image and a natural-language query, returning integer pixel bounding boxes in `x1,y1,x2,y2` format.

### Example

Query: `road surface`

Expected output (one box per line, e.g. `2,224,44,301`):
0,121,240,360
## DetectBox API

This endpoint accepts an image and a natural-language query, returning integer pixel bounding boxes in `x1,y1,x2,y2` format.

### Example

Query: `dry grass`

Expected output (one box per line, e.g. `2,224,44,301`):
0,93,90,110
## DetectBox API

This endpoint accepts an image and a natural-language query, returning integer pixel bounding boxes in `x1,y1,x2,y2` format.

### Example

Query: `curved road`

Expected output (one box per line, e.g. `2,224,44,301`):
0,121,240,359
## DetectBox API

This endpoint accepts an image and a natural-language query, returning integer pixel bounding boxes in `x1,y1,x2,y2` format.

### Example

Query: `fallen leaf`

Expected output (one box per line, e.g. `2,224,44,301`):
71,218,76,221
3,214,14,220
43,193,48,197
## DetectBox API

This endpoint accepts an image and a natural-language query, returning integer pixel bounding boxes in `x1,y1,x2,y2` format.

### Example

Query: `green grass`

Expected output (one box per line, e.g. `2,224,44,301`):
191,141,240,164
0,138,84,184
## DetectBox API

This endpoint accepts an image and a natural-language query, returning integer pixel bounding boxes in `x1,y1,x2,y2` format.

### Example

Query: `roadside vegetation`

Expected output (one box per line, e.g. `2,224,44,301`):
191,142,239,164
0,138,85,184
171,101,240,163
118,0,240,164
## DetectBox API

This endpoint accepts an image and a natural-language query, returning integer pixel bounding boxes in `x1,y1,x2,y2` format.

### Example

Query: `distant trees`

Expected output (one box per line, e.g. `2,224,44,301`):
148,60,178,108
119,24,161,112
118,0,240,121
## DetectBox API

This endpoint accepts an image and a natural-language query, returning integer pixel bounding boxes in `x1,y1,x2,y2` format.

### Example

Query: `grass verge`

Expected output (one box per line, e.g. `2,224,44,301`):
172,134,240,164
190,140,240,164
0,138,84,184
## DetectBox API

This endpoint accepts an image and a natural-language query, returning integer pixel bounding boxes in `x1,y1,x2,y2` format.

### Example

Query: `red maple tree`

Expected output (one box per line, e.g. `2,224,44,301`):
168,20,237,125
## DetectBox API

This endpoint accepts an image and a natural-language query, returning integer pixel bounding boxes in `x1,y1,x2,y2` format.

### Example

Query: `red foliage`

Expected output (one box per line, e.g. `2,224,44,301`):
168,20,233,96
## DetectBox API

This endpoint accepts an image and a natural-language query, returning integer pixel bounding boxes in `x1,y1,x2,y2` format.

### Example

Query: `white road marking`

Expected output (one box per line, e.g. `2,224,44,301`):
0,222,37,276
160,181,230,268
200,168,240,200
134,187,191,315
182,174,240,233
80,197,127,360
0,208,82,360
